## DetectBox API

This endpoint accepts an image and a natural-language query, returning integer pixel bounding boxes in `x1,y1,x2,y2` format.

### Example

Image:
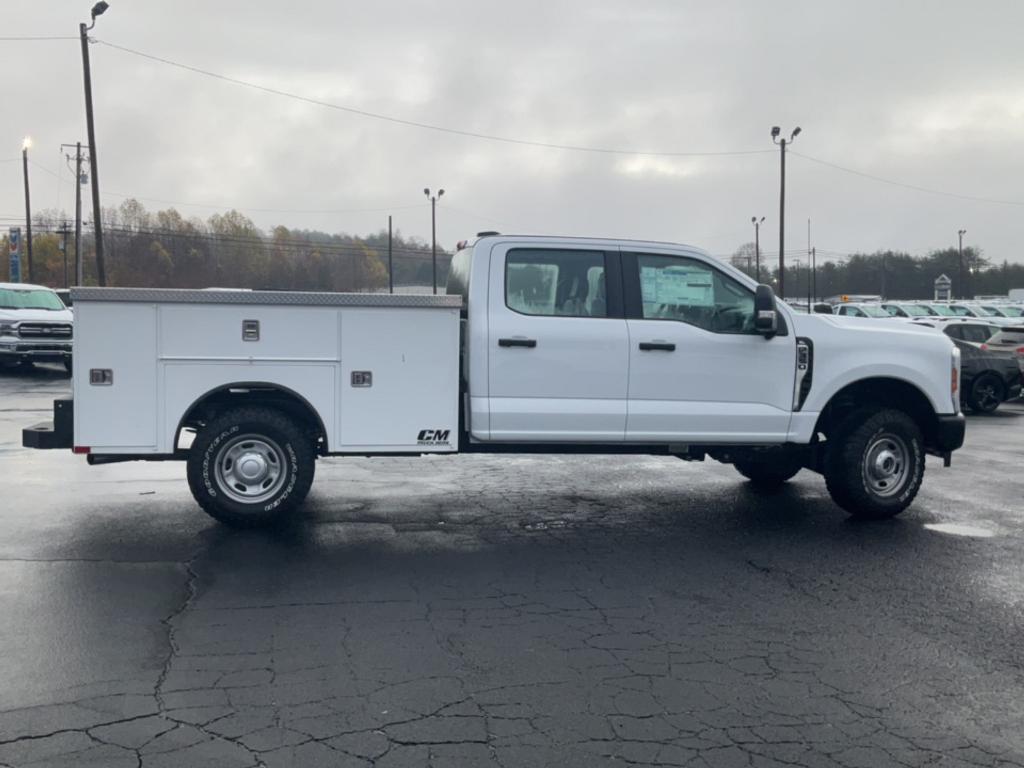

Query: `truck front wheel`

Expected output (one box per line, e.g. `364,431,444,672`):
824,408,924,520
187,407,316,528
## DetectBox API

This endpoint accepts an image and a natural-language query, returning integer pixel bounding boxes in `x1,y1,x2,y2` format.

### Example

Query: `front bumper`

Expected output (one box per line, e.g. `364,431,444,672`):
0,341,72,363
932,412,966,453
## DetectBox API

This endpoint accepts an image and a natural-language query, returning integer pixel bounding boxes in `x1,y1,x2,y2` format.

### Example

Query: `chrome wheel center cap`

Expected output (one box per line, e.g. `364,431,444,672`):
238,452,268,481
874,449,897,477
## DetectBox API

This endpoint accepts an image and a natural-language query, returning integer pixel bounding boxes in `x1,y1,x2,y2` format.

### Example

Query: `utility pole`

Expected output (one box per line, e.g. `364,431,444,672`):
81,1,110,286
751,216,764,282
22,137,34,283
387,215,393,294
58,221,71,288
62,142,87,285
811,246,816,303
423,187,444,294
880,252,887,299
954,230,962,299
771,126,801,298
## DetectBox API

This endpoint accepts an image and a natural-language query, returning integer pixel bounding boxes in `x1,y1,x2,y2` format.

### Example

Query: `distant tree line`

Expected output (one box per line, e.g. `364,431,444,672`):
729,242,1024,300
0,199,452,292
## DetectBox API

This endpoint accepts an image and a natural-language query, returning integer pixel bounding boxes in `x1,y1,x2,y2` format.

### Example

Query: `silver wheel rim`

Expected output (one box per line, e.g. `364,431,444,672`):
214,434,287,505
862,432,910,498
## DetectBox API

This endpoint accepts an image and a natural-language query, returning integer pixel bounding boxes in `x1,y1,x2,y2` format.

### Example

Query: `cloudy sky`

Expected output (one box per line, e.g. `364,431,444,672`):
3,0,1023,266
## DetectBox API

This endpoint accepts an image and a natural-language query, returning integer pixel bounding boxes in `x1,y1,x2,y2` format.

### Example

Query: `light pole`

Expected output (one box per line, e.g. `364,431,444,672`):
21,137,34,283
957,229,967,300
751,216,764,282
81,1,109,286
424,187,444,294
771,125,801,298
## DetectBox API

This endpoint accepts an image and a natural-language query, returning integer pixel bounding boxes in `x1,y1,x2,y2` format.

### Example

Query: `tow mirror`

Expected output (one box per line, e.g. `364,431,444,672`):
754,284,778,338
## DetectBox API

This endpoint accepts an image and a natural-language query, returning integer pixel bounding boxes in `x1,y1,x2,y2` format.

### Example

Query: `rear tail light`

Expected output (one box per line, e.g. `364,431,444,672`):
1016,346,1024,357
980,343,989,350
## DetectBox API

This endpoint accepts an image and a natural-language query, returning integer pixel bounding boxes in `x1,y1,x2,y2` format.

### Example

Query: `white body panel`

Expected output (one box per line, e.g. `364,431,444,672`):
484,242,628,441
71,291,459,454
625,318,795,442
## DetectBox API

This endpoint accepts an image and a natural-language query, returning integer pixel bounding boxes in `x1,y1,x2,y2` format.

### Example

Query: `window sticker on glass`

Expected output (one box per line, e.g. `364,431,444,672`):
640,265,714,307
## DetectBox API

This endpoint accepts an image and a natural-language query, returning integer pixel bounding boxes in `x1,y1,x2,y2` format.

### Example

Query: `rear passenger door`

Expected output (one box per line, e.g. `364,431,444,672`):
486,244,628,441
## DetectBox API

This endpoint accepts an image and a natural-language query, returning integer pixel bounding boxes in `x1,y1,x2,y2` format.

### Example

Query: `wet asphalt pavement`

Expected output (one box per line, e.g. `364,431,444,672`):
1,363,1023,767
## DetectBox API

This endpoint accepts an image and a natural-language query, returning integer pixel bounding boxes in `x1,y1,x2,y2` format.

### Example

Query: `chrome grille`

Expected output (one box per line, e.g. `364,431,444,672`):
17,323,73,340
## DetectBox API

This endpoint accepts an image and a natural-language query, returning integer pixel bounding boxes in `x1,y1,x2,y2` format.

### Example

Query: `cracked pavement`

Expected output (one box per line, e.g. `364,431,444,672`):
1,364,1024,767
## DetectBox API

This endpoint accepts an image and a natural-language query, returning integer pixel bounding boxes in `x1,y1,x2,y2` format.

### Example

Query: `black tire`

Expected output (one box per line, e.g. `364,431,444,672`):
967,374,1004,414
824,407,924,520
187,407,315,528
733,452,803,488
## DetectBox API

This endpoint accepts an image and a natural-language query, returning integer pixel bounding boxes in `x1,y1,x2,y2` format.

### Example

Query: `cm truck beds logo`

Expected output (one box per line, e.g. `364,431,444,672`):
417,429,451,446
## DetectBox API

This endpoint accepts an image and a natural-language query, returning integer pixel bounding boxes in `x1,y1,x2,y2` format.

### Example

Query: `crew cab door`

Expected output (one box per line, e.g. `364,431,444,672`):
622,250,796,442
485,244,628,441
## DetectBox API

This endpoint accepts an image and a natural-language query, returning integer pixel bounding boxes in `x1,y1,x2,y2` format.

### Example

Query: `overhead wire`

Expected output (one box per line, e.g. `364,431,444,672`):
94,39,773,159
790,151,1024,207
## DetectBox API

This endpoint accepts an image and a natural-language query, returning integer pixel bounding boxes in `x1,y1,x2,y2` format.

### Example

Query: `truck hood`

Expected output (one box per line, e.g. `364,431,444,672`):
0,308,73,324
793,312,940,339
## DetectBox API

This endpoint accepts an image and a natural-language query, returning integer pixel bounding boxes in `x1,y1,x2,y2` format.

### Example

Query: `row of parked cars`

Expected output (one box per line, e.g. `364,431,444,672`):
818,299,1024,414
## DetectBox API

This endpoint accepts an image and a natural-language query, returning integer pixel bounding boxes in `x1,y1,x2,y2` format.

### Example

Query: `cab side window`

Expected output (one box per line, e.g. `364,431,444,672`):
633,254,755,334
506,249,607,318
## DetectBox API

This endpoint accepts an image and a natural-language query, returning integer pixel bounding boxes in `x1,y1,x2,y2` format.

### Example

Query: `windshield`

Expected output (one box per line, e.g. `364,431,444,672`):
999,306,1024,317
967,305,995,316
899,304,932,316
859,305,890,317
930,304,959,316
0,288,66,311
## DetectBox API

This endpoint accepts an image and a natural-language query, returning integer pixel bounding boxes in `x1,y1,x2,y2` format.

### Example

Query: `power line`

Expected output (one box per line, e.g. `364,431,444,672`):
0,35,77,41
95,39,774,159
790,151,1024,207
100,188,430,216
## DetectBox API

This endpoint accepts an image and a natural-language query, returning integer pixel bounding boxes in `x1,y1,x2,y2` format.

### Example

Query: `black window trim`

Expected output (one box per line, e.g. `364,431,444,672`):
503,247,624,320
620,250,788,336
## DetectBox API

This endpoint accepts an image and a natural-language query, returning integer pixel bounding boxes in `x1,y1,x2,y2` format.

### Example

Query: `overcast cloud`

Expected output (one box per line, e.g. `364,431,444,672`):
3,0,1023,266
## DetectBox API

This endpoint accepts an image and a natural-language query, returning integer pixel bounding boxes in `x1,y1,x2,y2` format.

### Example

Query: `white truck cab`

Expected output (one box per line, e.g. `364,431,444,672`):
24,235,965,528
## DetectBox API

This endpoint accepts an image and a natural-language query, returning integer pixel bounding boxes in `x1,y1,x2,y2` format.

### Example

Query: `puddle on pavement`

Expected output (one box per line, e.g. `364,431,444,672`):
923,522,996,538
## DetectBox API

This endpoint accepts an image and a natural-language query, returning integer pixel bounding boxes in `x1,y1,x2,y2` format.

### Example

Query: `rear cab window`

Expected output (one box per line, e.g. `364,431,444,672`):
505,249,609,318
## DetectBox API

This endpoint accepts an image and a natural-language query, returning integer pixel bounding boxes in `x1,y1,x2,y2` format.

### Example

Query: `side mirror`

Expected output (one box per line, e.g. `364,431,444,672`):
754,284,778,338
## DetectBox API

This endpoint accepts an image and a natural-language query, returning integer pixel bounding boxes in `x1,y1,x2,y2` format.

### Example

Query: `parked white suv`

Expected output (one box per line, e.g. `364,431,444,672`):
0,283,74,372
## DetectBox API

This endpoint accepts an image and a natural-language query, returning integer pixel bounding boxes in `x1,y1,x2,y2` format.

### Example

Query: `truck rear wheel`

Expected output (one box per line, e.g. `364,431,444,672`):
824,407,924,520
187,407,315,528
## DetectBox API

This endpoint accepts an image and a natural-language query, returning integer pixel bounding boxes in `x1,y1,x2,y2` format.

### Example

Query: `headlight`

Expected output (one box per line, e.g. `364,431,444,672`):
0,322,16,336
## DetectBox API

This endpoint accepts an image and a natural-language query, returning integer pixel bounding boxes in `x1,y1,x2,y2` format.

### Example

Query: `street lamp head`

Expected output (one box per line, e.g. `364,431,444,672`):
759,216,765,224
438,189,445,198
423,188,430,197
91,1,109,21
22,136,32,151
770,126,781,139
791,127,802,140
751,216,757,224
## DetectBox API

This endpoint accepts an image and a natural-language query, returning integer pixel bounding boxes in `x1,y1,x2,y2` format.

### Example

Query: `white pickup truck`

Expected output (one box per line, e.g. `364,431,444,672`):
23,234,965,527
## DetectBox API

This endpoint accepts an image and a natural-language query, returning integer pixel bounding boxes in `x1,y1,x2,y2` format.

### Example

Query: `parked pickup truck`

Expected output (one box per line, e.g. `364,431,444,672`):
0,282,74,372
23,235,965,527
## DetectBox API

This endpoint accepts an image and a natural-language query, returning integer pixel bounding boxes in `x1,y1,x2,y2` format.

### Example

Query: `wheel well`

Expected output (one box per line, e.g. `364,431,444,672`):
814,377,939,445
176,383,327,454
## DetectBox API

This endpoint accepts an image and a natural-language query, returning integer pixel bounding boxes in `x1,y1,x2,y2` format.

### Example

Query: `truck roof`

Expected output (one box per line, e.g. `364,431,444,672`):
471,233,707,254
